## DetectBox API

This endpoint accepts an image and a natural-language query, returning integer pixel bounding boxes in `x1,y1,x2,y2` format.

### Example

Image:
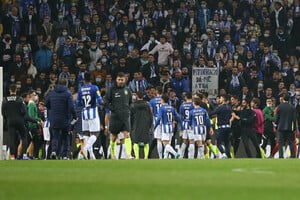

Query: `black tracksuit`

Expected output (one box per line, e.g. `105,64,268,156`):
1,95,27,156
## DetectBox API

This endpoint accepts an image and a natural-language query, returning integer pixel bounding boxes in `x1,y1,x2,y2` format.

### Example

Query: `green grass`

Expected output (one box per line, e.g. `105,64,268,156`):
0,159,300,200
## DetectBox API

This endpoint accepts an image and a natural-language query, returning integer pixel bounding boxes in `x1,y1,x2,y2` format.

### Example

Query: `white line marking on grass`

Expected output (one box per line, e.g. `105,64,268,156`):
232,168,274,174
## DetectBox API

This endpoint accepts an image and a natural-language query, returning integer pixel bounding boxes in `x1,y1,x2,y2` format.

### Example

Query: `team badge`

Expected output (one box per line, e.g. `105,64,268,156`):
125,90,128,95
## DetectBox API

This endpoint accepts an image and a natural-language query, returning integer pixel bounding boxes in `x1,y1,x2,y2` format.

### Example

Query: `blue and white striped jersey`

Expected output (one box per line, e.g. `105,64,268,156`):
149,96,162,118
189,107,211,135
179,101,194,130
76,84,103,120
154,104,181,133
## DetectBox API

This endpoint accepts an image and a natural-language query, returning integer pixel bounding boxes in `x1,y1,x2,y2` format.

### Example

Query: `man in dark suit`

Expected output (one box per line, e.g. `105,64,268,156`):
141,54,160,87
275,94,297,158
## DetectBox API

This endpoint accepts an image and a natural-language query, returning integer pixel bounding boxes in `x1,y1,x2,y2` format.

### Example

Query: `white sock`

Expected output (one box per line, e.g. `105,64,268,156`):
166,144,176,156
88,147,95,160
180,143,187,158
188,144,195,159
121,144,126,159
163,145,169,159
157,140,163,159
45,143,49,159
198,145,204,158
116,145,120,159
84,135,97,152
107,145,111,158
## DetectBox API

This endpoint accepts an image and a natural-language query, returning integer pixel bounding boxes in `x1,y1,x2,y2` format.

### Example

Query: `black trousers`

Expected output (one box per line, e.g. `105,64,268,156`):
231,126,241,155
8,122,27,157
261,129,276,153
241,128,261,158
278,130,295,158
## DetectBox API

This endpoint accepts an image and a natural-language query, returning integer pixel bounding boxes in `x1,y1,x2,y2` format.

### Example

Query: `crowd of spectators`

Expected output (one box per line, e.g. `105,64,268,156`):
1,0,300,106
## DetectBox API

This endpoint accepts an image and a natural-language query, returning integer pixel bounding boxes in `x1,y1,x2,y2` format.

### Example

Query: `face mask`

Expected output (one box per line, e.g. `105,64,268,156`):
78,45,83,50
294,68,298,73
273,52,278,56
278,32,284,35
162,31,167,36
197,44,202,48
240,42,245,46
264,33,269,37
77,61,82,65
267,103,272,107
283,66,289,70
44,19,50,23
118,43,124,47
250,38,256,42
100,44,105,49
96,65,102,70
141,59,148,65
62,31,67,36
136,21,141,26
225,39,230,43
201,4,206,8
75,21,80,25
234,55,238,60
43,0,48,3
109,43,115,47
227,18,232,21
58,16,63,20
34,95,39,102
101,58,107,63
36,90,42,94
184,28,189,33
96,77,101,83
91,45,97,50
249,20,255,24
16,84,21,89
23,47,29,51
171,25,176,29
123,33,129,38
258,83,263,88
150,37,155,42
10,79,15,82
183,46,189,50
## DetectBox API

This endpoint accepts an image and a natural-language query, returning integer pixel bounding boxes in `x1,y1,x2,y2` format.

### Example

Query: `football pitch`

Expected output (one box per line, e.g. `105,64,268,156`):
0,159,300,200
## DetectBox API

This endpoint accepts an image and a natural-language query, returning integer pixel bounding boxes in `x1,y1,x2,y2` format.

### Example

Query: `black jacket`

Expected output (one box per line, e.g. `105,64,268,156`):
2,95,26,126
130,100,153,143
275,102,297,132
239,108,256,129
142,62,160,81
45,85,76,129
